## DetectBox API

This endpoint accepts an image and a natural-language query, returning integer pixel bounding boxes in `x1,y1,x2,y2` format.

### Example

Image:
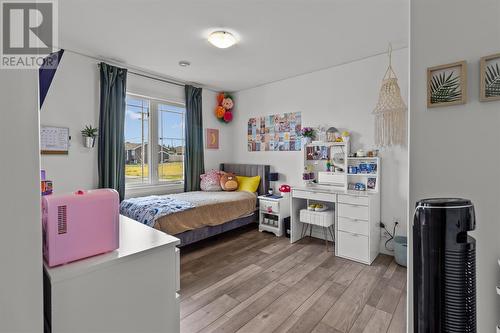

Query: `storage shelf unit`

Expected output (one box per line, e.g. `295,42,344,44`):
304,141,350,191
347,157,380,192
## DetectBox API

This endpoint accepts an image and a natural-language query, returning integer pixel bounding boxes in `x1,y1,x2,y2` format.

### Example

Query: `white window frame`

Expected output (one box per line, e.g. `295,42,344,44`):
125,92,186,193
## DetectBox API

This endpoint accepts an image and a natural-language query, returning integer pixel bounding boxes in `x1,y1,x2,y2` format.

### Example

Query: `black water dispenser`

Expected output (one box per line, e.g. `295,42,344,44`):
413,198,476,333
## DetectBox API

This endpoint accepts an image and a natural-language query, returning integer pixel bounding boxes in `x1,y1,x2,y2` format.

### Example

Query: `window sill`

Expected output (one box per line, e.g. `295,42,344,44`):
125,182,184,199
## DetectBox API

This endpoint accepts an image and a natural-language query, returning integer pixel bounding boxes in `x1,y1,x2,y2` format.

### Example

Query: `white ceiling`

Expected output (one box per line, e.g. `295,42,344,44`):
58,0,408,91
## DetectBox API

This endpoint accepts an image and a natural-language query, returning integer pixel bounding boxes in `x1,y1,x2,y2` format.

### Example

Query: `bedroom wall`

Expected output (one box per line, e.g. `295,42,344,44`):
409,0,500,331
40,52,100,194
0,71,43,331
231,48,409,254
40,51,232,195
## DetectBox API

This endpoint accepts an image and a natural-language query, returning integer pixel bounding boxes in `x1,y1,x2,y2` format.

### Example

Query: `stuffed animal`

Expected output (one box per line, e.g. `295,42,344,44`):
222,97,234,110
200,170,222,191
220,172,238,191
215,106,225,119
214,93,234,123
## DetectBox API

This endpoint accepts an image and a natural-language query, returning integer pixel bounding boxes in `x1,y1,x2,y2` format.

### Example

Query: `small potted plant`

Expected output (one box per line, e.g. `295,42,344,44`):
301,127,315,145
81,125,98,148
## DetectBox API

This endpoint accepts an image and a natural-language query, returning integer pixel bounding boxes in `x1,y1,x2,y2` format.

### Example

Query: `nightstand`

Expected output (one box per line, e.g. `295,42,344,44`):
258,195,290,237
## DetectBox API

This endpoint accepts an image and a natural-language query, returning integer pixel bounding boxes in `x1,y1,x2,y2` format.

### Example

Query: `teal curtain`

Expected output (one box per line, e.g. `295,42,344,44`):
184,85,204,191
98,63,127,200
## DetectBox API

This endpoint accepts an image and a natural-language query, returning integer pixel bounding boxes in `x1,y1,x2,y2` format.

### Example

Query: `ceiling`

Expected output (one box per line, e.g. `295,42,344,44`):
58,0,408,91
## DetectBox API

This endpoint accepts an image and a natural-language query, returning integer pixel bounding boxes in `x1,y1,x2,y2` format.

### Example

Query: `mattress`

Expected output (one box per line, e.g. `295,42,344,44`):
153,191,257,235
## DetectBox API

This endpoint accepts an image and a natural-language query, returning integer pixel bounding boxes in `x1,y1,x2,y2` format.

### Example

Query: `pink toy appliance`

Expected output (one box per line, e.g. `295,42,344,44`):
41,189,119,267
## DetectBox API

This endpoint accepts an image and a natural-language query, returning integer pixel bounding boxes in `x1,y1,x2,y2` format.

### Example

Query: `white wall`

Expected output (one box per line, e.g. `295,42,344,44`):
202,89,235,171
41,52,100,193
232,49,409,253
0,71,43,331
41,52,233,195
410,0,500,331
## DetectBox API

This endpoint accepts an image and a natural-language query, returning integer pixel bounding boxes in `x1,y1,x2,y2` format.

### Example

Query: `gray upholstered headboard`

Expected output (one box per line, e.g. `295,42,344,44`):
219,163,270,196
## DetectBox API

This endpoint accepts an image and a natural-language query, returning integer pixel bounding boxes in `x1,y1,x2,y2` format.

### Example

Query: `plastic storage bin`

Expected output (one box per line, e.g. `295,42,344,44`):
299,209,334,227
394,236,407,267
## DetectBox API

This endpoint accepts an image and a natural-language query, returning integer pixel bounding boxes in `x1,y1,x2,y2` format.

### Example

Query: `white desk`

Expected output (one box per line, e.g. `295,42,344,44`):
291,185,380,265
44,215,181,333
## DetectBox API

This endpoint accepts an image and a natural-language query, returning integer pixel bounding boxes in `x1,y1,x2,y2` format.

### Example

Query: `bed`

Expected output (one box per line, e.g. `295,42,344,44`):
149,163,269,246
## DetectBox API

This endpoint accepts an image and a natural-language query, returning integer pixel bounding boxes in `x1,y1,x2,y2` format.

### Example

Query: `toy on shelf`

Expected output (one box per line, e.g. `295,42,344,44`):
326,127,339,142
341,131,350,142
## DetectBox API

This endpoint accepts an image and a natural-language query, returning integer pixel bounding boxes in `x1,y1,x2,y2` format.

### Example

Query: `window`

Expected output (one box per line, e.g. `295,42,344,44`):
125,94,185,187
158,103,185,182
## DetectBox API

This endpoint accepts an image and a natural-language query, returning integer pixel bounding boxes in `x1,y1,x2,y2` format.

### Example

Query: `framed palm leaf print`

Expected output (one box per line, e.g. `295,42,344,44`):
427,61,467,108
480,53,500,102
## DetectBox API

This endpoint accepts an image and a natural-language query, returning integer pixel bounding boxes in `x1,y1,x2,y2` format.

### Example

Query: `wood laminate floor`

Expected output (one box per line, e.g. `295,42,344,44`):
180,225,407,333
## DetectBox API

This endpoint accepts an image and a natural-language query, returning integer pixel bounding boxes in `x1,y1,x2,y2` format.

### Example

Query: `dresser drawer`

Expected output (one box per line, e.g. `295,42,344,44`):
337,216,369,236
338,203,369,220
260,199,279,213
338,194,369,206
292,189,334,202
338,231,369,262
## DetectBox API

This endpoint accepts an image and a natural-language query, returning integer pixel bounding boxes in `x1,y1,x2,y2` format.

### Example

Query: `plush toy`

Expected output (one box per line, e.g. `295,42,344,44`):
222,97,234,110
215,106,225,119
214,92,234,123
217,92,225,105
223,111,233,122
220,172,238,191
200,170,222,191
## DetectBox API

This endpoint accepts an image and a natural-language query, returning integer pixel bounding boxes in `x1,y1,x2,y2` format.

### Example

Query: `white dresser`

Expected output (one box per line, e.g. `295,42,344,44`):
336,193,380,264
291,186,380,265
43,215,180,333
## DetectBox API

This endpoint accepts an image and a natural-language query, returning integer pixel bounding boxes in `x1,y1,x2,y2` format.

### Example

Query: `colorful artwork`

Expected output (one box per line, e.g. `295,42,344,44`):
247,112,302,152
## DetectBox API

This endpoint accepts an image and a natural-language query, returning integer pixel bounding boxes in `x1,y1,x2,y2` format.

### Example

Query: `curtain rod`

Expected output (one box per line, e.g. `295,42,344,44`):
62,48,212,90
127,71,184,87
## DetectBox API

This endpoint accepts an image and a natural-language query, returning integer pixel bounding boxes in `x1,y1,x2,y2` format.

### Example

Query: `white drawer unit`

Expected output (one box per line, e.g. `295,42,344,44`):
43,216,180,333
258,195,290,237
260,199,280,214
317,172,345,186
338,203,369,220
292,189,334,202
338,231,369,262
337,216,369,236
336,193,380,265
338,194,369,206
290,186,380,265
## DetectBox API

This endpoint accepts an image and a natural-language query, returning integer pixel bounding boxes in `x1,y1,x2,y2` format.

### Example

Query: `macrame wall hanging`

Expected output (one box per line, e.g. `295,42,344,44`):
373,44,407,147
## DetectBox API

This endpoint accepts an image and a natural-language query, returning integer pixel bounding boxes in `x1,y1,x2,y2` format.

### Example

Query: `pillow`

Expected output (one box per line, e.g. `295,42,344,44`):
220,172,239,191
200,170,222,191
236,175,261,193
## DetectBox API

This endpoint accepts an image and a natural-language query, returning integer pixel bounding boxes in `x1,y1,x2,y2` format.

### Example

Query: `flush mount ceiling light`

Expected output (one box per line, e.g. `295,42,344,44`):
208,31,237,49
178,60,191,67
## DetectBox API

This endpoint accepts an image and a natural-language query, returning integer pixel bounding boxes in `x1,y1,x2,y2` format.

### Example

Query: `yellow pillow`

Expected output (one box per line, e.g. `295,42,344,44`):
236,175,261,193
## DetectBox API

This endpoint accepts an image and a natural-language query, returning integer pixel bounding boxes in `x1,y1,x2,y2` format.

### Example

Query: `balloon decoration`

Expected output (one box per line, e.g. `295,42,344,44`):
215,92,234,123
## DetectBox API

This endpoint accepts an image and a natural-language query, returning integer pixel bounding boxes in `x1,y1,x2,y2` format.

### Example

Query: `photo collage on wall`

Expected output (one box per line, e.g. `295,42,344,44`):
247,112,302,152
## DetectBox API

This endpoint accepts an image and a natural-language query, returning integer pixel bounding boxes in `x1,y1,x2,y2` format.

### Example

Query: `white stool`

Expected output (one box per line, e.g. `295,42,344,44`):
299,209,335,251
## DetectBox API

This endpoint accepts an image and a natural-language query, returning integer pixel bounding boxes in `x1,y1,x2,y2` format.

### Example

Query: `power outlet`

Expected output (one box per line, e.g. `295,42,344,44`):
392,217,400,226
